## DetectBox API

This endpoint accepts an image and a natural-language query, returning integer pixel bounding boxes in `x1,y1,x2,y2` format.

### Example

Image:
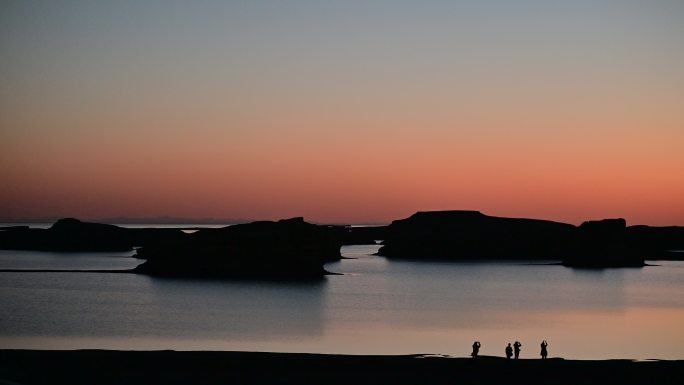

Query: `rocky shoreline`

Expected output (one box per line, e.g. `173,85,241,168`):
1,350,682,385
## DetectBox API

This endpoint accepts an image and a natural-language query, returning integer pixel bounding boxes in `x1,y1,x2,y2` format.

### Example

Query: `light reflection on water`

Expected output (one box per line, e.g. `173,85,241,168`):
0,249,139,270
0,245,683,359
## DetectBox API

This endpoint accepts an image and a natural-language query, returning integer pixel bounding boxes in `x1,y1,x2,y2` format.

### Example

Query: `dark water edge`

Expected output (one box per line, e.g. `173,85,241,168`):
1,350,683,385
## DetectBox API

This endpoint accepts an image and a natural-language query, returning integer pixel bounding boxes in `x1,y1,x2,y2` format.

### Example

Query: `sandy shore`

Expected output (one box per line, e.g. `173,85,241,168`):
1,350,682,385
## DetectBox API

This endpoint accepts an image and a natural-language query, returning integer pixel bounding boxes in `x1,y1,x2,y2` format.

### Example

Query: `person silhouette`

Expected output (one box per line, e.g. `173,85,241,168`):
505,343,513,360
540,340,548,359
513,341,522,359
471,341,481,358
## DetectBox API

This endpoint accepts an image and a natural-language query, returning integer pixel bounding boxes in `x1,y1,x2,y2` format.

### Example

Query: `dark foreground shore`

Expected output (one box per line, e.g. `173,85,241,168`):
1,350,683,385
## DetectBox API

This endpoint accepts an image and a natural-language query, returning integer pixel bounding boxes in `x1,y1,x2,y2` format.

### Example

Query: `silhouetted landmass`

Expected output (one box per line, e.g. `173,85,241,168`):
133,217,343,278
0,218,133,252
0,217,343,279
378,211,576,259
1,350,682,385
626,225,684,260
562,219,643,267
0,218,185,252
2,213,682,269
378,211,684,267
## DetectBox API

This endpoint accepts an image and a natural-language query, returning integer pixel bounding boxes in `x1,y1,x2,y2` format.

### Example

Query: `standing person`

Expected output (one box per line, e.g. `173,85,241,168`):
540,340,548,359
513,341,522,359
471,341,481,358
505,343,513,360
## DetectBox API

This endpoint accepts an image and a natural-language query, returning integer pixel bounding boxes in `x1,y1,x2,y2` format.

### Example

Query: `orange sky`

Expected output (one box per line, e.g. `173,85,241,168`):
1,1,683,225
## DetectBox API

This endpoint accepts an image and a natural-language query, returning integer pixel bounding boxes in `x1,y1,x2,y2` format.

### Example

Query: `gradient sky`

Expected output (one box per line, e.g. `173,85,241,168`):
1,0,683,225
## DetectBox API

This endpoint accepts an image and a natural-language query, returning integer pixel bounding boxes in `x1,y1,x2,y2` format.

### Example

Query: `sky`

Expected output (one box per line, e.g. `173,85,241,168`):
1,0,683,225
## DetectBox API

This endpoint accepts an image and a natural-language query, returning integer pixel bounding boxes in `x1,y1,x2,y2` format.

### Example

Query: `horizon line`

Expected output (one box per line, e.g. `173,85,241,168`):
0,216,390,226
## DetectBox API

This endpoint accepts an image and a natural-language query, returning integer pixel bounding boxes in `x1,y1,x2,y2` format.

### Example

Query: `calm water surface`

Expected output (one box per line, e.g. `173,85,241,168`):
1,245,683,359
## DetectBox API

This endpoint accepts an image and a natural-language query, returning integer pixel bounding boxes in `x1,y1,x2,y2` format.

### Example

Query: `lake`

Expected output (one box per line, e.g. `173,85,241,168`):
1,244,683,359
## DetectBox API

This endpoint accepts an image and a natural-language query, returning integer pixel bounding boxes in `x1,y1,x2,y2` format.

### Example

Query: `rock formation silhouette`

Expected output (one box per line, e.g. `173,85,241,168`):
133,217,343,278
377,211,684,267
0,218,183,252
2,211,682,269
377,211,576,260
562,219,642,267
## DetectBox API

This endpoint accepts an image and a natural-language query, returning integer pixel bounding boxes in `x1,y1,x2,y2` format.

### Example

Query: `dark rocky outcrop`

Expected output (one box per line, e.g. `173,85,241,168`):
0,218,185,252
626,225,684,260
377,211,684,267
0,218,133,251
133,218,343,279
378,211,576,260
562,219,644,267
2,213,681,270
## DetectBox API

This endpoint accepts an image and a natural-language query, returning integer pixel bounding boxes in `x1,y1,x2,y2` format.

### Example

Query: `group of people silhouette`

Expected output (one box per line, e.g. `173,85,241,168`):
471,340,548,359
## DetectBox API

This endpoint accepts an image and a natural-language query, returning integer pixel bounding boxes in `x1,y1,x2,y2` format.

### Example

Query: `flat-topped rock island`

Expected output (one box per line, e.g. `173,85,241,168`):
377,211,684,267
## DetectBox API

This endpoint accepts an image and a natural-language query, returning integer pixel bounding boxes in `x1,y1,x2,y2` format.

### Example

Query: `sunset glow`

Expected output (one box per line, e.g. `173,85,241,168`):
1,1,683,224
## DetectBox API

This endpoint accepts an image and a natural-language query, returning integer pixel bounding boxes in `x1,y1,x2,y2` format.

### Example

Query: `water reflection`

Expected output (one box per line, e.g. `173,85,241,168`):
144,276,328,340
0,272,327,344
0,249,137,270
568,268,626,310
0,247,683,358
327,254,631,332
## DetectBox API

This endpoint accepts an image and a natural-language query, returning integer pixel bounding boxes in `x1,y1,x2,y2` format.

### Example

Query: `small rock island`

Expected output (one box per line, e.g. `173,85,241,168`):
134,217,343,279
0,218,184,252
